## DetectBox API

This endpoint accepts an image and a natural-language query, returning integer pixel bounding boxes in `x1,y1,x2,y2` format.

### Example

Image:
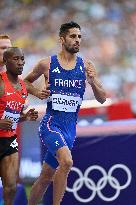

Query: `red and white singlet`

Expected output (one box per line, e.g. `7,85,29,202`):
0,72,27,137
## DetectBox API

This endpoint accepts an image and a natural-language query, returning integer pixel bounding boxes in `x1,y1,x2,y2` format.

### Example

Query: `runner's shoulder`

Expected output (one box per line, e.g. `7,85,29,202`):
38,57,50,70
0,75,4,97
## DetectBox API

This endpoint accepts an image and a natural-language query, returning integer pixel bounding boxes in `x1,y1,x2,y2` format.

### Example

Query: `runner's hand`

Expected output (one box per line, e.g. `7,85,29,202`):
37,89,50,100
85,61,97,84
25,108,38,121
0,119,13,130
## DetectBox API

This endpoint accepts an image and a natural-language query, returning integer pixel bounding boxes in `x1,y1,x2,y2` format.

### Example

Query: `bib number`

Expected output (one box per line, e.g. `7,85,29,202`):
2,110,20,130
51,93,82,112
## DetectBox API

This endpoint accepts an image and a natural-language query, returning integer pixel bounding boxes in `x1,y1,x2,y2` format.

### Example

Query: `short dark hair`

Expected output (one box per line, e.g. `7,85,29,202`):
59,21,81,37
3,47,22,60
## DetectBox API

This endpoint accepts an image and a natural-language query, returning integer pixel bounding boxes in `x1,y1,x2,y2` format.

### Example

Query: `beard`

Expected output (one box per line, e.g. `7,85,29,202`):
64,44,79,54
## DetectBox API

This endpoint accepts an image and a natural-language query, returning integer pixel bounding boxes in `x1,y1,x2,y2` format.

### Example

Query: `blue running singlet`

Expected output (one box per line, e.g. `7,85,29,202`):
39,55,86,169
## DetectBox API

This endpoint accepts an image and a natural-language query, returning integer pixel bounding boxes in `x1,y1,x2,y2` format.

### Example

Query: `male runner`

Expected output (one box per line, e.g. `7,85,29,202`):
25,21,106,205
0,34,12,72
0,47,38,205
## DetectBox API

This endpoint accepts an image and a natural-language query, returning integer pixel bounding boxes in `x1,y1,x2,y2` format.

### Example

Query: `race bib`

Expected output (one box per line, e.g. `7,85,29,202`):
51,93,82,112
2,110,20,130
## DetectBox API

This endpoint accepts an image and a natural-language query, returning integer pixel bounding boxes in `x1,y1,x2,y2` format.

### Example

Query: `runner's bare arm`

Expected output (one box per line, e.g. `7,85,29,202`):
84,59,106,104
0,76,13,129
24,58,50,99
0,76,4,98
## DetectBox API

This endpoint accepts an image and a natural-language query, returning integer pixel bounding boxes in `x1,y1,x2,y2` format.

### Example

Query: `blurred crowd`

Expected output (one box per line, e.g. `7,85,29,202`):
0,0,136,112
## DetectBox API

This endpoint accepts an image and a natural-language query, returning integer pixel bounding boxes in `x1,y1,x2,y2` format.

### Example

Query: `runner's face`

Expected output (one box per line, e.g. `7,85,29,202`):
0,39,11,65
62,28,82,54
6,49,25,75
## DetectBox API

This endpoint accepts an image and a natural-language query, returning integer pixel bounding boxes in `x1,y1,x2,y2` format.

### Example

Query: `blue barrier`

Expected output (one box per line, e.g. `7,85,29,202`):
43,132,136,205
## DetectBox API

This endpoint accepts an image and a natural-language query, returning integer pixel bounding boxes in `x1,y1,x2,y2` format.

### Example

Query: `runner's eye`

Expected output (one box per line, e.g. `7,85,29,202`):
13,57,19,61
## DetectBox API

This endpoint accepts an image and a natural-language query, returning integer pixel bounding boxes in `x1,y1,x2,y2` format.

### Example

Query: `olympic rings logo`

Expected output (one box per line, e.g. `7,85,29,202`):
66,164,132,203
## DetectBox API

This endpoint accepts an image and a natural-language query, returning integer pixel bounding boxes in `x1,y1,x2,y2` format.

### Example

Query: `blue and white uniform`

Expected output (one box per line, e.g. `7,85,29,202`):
39,55,86,168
